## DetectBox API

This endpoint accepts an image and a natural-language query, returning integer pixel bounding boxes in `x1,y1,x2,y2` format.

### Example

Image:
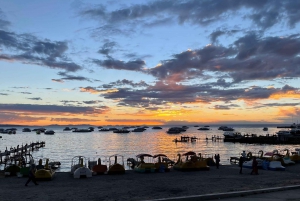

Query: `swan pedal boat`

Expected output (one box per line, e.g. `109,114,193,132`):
134,154,155,173
173,151,210,171
268,161,285,171
35,158,55,180
153,154,170,172
71,156,93,178
242,158,264,169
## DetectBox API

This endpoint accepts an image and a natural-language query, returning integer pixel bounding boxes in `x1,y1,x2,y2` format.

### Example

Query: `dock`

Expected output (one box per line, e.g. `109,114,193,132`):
0,141,45,166
173,136,200,143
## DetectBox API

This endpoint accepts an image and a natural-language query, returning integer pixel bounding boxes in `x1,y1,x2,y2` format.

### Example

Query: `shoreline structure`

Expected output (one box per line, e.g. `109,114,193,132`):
1,164,300,201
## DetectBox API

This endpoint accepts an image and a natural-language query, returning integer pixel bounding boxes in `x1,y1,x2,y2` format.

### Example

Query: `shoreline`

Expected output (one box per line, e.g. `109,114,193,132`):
2,164,300,201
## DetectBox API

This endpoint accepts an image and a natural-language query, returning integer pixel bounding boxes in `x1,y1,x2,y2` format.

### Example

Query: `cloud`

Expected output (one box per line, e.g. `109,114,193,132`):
0,104,108,115
27,97,42,100
50,117,99,122
79,0,300,31
57,71,91,82
0,30,82,72
0,8,10,29
82,100,101,104
93,58,146,71
0,112,46,123
97,40,117,57
0,93,8,95
213,104,240,110
52,79,64,83
20,92,32,94
101,79,149,88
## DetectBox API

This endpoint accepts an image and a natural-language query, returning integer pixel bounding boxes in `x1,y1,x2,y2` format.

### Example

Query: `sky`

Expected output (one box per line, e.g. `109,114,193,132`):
0,0,300,126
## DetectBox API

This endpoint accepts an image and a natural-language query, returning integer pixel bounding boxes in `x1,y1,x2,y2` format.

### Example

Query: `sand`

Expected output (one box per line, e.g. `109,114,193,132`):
1,164,300,201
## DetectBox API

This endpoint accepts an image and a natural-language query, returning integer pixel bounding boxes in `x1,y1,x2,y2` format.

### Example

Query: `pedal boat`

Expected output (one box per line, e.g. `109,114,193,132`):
90,158,107,175
134,154,155,173
153,154,170,172
108,154,125,174
173,151,210,171
268,161,285,171
71,156,92,178
35,158,55,180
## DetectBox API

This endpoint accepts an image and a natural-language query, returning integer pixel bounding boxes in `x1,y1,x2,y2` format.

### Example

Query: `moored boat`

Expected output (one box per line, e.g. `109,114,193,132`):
71,156,92,179
44,130,55,135
173,151,209,171
35,158,56,180
107,154,125,174
153,154,170,172
134,154,155,173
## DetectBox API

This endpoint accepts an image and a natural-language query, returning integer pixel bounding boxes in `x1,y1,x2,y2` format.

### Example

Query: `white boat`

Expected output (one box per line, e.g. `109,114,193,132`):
242,158,264,169
268,161,285,171
70,156,92,179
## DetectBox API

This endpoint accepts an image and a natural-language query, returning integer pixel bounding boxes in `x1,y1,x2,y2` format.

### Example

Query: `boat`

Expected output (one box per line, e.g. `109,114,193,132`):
153,154,170,172
132,128,146,132
113,129,130,133
198,127,210,130
173,151,210,171
263,127,268,131
99,128,110,131
44,130,55,135
242,158,264,169
152,126,162,129
223,127,234,131
35,158,56,180
166,127,182,134
70,156,92,179
90,158,107,175
22,128,31,132
223,131,242,142
63,127,72,131
290,148,300,162
134,154,155,173
268,161,285,171
107,154,125,174
19,154,35,177
72,128,92,133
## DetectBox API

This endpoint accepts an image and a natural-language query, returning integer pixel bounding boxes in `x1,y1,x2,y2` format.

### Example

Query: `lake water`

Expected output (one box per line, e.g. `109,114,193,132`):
0,125,296,172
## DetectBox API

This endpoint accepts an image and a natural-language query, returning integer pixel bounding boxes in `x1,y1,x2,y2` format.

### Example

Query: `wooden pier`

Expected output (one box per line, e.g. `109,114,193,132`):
0,141,45,166
173,136,199,143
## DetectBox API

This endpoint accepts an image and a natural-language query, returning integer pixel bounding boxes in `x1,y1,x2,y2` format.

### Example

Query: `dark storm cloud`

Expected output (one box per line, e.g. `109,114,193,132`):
0,104,105,114
27,97,42,100
57,72,91,82
0,30,82,72
80,0,300,30
93,58,145,71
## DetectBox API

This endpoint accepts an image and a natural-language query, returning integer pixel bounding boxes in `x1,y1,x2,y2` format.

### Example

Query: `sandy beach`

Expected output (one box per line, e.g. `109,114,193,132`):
1,163,300,201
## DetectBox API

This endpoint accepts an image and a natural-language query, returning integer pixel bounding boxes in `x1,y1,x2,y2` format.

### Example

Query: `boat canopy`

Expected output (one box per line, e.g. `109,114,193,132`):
182,151,196,156
153,154,167,158
136,154,153,158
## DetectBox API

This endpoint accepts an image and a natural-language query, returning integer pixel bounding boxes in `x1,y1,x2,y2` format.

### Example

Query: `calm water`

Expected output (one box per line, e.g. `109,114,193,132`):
0,125,297,172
